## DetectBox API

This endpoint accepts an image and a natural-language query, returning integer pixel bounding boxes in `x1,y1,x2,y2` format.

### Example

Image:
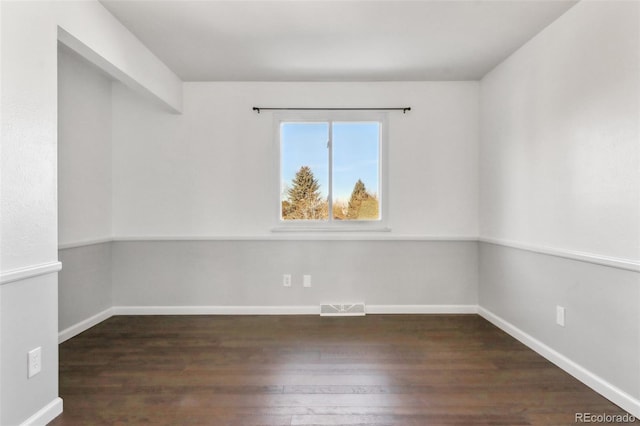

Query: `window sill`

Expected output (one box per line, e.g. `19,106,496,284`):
271,226,391,233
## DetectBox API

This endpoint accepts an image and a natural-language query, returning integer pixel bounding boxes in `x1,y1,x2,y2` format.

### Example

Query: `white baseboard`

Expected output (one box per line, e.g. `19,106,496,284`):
58,307,113,343
478,306,640,418
111,305,321,315
59,305,480,343
111,305,479,316
20,397,63,426
367,304,478,314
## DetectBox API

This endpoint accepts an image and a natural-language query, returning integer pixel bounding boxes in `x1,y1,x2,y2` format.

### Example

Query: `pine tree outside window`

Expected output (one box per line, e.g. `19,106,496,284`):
277,113,387,230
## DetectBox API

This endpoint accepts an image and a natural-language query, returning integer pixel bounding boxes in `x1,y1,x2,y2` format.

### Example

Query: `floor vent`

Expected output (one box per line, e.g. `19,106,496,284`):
320,303,366,317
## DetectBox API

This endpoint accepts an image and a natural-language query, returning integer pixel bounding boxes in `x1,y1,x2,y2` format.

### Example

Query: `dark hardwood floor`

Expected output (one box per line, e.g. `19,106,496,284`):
51,315,635,425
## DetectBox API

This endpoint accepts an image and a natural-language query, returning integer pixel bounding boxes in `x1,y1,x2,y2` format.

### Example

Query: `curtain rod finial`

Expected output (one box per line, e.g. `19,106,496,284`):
253,107,261,114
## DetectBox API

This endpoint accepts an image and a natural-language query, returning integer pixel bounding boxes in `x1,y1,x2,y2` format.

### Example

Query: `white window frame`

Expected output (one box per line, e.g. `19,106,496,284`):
273,110,389,232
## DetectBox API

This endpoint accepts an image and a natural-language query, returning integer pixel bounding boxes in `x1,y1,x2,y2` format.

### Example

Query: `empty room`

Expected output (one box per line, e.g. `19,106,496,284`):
1,0,639,424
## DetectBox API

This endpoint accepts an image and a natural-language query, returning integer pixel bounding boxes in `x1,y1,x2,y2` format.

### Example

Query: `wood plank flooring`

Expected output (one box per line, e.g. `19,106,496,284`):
51,315,635,425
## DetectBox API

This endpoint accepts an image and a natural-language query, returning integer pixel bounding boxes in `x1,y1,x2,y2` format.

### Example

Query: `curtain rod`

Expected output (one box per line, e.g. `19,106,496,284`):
252,107,411,114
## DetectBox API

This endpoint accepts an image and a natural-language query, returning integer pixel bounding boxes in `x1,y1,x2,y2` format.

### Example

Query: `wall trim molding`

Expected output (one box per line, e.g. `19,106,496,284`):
478,306,640,418
58,236,479,250
0,261,62,286
110,235,479,242
58,237,112,250
19,397,63,426
61,236,640,272
367,304,478,314
59,307,114,344
479,237,640,272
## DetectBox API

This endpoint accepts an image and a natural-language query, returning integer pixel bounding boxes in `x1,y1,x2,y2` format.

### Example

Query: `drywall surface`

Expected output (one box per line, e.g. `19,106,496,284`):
479,0,640,412
0,2,61,424
58,44,112,246
112,81,479,238
55,0,182,113
57,43,114,343
58,243,112,332
0,275,60,426
112,240,478,308
479,242,640,405
1,1,59,272
1,0,182,423
480,0,640,261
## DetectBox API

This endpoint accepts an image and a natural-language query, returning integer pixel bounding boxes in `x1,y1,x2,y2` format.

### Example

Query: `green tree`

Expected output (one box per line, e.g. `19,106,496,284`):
284,166,327,220
347,179,369,219
345,179,379,220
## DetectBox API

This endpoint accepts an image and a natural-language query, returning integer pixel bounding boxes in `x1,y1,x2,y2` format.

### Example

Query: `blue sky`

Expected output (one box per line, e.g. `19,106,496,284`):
281,122,379,202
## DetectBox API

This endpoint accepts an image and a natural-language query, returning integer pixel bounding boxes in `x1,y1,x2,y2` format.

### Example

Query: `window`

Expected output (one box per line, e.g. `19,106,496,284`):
277,113,386,229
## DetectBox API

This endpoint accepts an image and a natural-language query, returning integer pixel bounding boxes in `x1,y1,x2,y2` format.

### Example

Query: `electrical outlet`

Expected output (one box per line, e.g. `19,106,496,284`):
28,347,42,378
283,274,292,287
303,274,312,288
556,306,565,327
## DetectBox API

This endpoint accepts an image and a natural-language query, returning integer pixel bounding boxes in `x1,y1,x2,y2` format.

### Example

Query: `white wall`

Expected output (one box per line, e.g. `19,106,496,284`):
55,0,182,113
112,82,479,238
1,3,61,424
1,2,59,272
112,240,478,310
58,44,112,246
0,276,59,426
480,0,639,261
107,81,480,311
58,44,114,334
480,243,640,409
7,0,638,421
479,0,640,415
0,1,183,423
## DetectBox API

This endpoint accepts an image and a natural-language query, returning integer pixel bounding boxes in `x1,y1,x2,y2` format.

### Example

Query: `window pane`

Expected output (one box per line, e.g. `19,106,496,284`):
332,122,380,221
280,123,329,220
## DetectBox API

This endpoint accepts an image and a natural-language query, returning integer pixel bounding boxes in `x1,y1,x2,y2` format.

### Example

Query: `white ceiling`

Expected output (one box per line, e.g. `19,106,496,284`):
100,0,578,82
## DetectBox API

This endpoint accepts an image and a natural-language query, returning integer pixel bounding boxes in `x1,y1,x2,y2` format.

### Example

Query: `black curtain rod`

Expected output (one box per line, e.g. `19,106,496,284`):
252,107,411,114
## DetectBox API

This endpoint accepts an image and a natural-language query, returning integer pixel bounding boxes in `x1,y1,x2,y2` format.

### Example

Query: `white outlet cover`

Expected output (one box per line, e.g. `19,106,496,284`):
28,347,42,378
283,274,292,287
303,275,312,287
556,306,565,327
